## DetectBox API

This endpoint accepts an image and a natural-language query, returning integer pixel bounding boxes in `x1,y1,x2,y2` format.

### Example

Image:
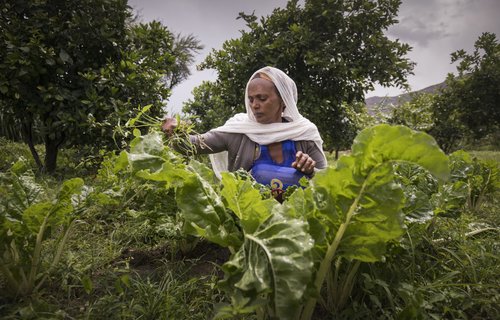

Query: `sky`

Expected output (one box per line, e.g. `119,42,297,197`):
128,0,500,114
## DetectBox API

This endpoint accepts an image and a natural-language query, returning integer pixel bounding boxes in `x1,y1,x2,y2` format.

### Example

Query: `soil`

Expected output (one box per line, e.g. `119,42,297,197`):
119,240,231,279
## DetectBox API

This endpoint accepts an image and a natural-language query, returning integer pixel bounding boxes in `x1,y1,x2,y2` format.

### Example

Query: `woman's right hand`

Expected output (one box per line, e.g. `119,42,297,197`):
161,117,178,137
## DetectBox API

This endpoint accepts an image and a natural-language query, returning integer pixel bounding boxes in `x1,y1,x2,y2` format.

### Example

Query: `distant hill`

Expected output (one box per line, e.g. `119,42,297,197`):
365,82,446,115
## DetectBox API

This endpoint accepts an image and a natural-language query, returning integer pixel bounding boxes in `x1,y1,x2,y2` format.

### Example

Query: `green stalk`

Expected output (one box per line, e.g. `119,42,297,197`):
34,219,77,292
326,258,341,311
0,254,20,295
27,213,49,295
337,260,360,310
300,178,368,320
256,306,265,320
472,168,491,210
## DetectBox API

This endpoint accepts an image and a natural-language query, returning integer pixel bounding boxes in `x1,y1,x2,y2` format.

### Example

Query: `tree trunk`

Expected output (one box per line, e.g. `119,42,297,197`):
335,148,339,160
22,121,43,171
43,133,65,174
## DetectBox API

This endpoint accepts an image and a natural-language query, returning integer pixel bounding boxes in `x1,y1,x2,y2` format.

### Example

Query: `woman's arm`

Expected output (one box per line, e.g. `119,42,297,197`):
162,118,229,155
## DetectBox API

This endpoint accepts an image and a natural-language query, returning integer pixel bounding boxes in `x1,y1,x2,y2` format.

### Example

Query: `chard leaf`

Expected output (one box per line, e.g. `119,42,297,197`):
135,161,187,188
282,188,328,260
220,171,275,234
301,125,451,318
176,173,242,248
340,165,405,261
0,160,45,217
352,124,450,181
394,162,438,223
57,178,84,204
128,153,165,173
431,181,468,217
189,159,217,184
129,131,164,155
221,212,314,320
126,132,179,173
311,125,450,262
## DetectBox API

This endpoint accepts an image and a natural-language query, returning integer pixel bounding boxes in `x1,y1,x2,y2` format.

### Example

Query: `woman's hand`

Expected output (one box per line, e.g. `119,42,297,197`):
161,117,178,137
292,151,316,175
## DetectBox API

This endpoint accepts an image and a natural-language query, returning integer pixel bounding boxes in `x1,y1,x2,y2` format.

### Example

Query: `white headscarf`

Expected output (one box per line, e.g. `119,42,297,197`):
209,66,324,177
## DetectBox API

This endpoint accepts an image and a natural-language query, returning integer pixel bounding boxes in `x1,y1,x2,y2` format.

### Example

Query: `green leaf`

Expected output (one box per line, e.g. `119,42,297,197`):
127,133,170,173
311,125,450,262
221,212,314,320
394,162,438,223
129,132,164,155
132,128,141,137
22,202,53,234
81,275,93,294
352,124,450,181
141,104,152,113
113,151,129,173
135,161,187,188
337,163,405,261
220,172,275,234
10,159,30,175
176,173,242,248
57,178,84,203
189,159,217,184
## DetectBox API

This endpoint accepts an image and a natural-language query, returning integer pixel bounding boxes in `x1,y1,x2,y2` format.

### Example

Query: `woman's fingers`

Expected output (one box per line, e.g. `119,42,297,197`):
293,151,316,174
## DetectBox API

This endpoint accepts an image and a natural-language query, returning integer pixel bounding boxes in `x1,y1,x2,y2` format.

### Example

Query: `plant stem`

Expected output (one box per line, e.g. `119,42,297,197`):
27,213,49,295
0,251,20,295
300,178,368,320
338,260,360,310
34,219,77,292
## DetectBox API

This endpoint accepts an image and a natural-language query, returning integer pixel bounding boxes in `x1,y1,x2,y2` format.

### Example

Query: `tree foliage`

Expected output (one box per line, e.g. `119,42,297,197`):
80,21,201,149
389,93,436,132
430,32,500,152
184,0,414,151
0,0,130,172
0,0,201,173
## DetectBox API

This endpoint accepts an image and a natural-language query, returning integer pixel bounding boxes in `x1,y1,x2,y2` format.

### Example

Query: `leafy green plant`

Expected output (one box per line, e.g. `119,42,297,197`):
293,124,449,319
0,160,85,297
115,124,450,319
339,150,500,319
114,104,204,159
449,150,499,211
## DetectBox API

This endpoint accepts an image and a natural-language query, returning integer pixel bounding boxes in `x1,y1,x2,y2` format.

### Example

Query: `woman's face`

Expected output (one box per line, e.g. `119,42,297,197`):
247,78,284,124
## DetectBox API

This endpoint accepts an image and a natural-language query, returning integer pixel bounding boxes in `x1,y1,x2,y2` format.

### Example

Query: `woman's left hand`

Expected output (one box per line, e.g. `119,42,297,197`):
292,151,316,175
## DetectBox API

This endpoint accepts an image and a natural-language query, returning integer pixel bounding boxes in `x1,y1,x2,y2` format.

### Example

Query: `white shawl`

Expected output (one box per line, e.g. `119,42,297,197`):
209,66,324,177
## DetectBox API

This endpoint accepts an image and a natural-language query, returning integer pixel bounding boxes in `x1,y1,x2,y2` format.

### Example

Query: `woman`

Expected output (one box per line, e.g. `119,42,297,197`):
163,66,326,198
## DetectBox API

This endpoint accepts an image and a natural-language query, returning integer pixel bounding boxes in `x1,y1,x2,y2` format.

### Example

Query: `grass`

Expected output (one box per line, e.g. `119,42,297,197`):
469,150,500,162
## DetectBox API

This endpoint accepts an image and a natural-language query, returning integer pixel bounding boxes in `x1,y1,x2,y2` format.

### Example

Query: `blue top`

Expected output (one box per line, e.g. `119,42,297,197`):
250,140,307,196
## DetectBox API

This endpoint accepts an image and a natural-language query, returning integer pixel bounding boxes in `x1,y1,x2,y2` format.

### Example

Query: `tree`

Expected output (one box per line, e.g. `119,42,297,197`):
0,0,130,172
0,1,201,173
388,93,436,132
184,0,414,152
80,21,202,149
430,32,499,152
182,81,227,133
166,34,204,90
334,101,372,158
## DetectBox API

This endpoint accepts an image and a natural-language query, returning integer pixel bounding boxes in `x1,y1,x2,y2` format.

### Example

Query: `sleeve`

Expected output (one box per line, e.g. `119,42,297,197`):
189,131,233,154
